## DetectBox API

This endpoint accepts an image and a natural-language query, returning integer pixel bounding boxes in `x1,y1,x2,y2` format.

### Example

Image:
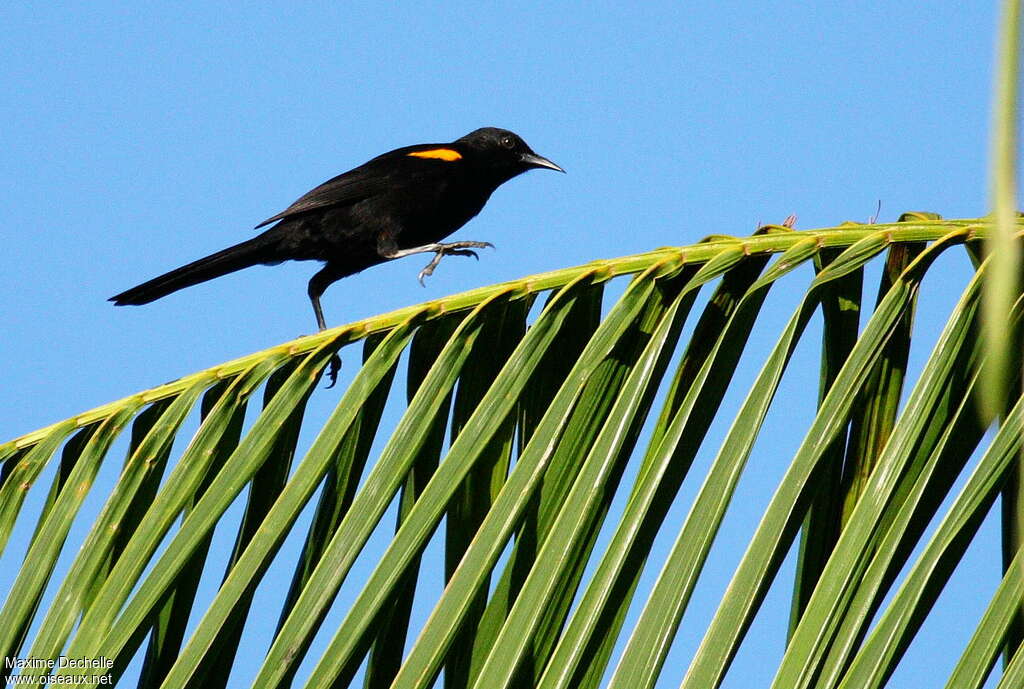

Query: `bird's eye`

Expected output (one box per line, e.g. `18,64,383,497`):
500,135,515,149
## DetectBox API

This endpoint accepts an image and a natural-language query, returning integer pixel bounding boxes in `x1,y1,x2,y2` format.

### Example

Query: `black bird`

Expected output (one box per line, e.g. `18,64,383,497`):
110,127,563,331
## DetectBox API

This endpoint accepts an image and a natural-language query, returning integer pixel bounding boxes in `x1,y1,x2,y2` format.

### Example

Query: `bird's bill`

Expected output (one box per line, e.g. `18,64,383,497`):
520,152,565,173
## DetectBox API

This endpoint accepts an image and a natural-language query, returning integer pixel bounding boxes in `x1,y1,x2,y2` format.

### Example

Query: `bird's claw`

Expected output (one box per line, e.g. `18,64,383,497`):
325,353,342,388
417,255,443,285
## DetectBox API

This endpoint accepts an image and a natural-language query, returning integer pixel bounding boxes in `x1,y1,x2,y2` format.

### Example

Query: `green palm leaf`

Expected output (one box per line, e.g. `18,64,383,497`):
2,213,1023,689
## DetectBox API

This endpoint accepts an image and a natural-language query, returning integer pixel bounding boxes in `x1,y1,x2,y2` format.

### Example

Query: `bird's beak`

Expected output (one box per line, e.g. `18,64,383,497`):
520,152,565,173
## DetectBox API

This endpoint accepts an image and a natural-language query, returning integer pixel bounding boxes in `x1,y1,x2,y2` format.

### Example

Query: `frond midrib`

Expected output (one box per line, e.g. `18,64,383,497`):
0,216,996,452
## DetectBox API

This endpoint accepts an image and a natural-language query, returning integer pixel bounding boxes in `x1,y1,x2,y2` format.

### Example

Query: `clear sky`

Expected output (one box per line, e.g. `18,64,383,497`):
0,2,1006,688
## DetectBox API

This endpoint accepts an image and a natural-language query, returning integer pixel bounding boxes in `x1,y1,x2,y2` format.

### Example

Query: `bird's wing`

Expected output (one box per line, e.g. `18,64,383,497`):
254,143,460,229
254,167,391,228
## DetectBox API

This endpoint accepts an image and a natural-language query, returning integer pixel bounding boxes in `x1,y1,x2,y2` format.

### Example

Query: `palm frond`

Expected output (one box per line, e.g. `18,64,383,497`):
2,218,1022,689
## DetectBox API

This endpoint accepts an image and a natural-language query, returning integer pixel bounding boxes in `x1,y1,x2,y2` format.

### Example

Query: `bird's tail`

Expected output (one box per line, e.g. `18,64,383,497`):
109,233,281,306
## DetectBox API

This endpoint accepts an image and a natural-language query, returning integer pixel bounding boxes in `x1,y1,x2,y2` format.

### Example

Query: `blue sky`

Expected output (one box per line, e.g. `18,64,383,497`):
0,2,1007,687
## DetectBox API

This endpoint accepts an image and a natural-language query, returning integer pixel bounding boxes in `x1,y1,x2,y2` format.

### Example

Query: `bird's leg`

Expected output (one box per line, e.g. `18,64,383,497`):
308,265,345,387
312,296,327,331
413,243,492,285
377,233,494,286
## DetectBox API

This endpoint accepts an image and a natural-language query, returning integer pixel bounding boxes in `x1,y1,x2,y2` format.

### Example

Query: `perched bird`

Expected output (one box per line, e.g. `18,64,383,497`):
110,127,563,332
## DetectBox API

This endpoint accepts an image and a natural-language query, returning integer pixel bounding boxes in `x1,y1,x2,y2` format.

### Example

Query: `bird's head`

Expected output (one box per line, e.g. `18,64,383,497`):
455,127,564,182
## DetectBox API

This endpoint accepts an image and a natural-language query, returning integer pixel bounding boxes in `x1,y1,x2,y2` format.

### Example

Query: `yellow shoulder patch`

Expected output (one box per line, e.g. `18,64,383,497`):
407,148,462,161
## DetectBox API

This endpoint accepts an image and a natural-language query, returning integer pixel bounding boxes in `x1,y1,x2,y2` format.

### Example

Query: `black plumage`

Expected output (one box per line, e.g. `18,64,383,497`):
110,127,563,330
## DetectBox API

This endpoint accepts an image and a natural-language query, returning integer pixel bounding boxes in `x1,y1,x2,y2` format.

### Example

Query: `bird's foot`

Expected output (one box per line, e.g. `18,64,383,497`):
417,241,494,286
325,353,342,388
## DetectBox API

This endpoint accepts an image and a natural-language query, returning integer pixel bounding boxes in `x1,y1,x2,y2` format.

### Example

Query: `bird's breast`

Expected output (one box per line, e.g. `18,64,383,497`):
390,176,494,247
